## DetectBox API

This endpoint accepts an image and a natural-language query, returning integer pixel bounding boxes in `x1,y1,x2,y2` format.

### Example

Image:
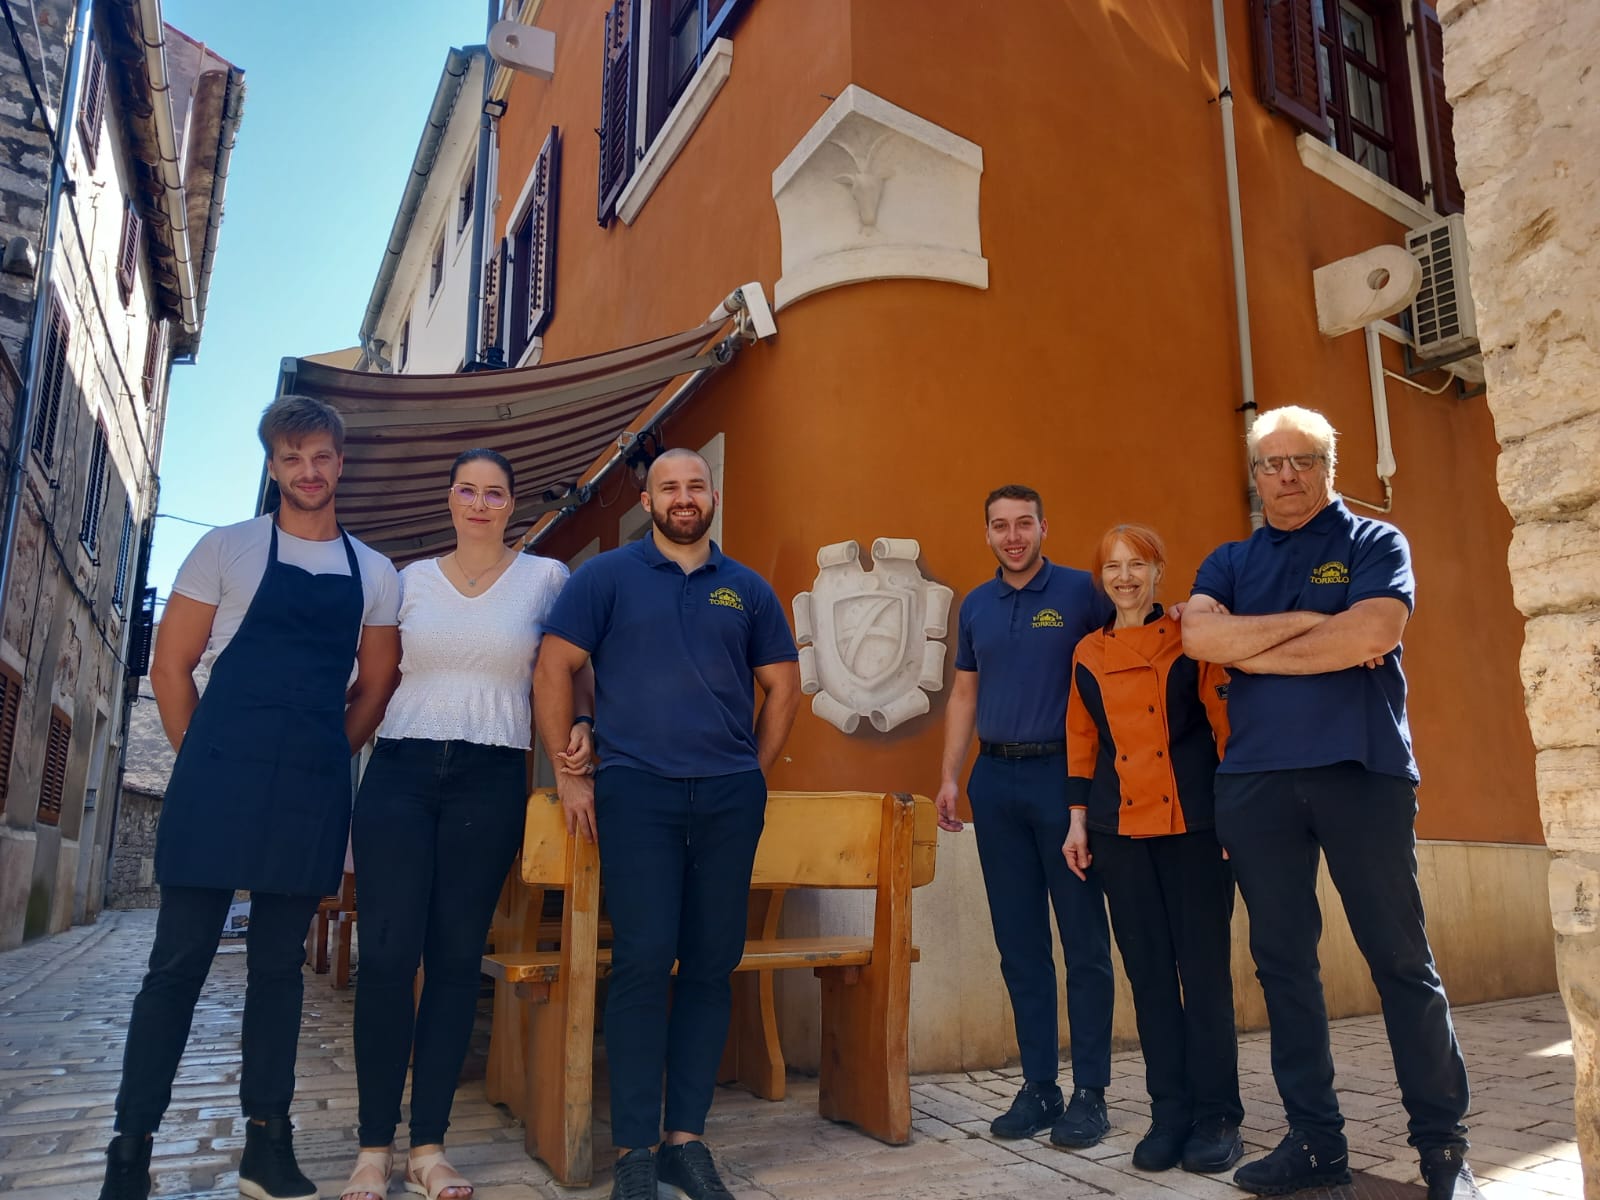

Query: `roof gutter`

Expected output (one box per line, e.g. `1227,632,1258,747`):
189,64,244,347
357,46,477,370
134,0,199,339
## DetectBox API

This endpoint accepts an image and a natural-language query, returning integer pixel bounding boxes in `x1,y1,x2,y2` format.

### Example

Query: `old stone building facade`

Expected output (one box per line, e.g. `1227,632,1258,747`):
1440,0,1599,1189
0,1,242,947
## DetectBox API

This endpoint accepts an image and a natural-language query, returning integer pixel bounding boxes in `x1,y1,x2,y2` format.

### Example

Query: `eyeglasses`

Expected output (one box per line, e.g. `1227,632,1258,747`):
449,484,510,509
1253,453,1326,475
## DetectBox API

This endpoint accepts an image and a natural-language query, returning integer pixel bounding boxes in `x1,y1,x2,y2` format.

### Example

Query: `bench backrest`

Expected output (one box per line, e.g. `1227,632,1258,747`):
521,789,937,890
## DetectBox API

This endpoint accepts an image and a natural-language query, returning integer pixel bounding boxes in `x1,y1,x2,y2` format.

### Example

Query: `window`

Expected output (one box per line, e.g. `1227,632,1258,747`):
36,709,70,828
113,505,135,610
0,664,21,816
80,418,109,553
29,294,70,469
508,127,561,365
398,315,411,371
141,318,167,405
595,0,752,224
117,198,142,304
429,234,444,300
458,167,475,237
481,238,507,361
77,39,105,169
1253,0,1460,212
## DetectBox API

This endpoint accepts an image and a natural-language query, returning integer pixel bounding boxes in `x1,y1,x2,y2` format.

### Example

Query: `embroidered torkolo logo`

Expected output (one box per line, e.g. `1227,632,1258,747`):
1031,608,1064,629
708,586,745,610
1309,561,1350,585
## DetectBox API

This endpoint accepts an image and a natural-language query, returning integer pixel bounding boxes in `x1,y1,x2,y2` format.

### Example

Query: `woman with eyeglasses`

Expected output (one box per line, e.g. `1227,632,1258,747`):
340,448,592,1200
1062,523,1243,1177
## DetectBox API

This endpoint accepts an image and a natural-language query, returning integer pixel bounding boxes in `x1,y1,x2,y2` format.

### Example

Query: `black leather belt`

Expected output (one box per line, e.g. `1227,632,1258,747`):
979,740,1067,759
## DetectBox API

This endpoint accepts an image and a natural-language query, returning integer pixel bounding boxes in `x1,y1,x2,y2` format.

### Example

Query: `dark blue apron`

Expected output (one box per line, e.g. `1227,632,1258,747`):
155,520,365,897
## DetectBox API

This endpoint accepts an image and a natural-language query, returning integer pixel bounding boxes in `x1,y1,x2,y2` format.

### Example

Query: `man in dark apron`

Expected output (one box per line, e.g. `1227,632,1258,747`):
100,396,400,1200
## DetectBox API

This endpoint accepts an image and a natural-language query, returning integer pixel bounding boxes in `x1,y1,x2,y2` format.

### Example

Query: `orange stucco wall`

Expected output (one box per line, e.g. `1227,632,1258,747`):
493,0,1538,845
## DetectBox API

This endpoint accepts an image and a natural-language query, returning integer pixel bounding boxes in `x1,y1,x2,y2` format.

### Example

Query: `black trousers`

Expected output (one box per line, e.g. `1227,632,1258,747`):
115,886,321,1136
1091,829,1242,1129
1215,763,1469,1152
351,737,527,1148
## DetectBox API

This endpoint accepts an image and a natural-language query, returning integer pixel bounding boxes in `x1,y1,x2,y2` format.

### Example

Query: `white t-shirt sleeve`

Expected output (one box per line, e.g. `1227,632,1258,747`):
170,526,228,606
357,546,401,627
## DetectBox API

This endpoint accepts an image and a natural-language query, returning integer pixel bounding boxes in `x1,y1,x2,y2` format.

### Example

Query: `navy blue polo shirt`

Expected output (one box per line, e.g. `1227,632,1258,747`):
543,536,797,778
1191,498,1418,781
955,559,1111,743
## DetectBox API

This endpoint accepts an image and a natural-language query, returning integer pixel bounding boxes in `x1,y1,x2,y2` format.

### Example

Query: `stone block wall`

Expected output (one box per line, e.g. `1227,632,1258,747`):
105,789,159,909
1438,0,1600,1190
0,0,71,363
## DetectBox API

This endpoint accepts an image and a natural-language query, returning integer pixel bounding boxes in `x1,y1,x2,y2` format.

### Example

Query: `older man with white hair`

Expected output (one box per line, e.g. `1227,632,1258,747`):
1181,406,1476,1200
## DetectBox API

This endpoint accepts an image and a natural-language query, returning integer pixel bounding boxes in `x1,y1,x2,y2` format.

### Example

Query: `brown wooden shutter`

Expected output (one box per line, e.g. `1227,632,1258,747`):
29,296,70,468
1414,1,1463,214
78,40,105,168
141,318,166,403
596,0,636,225
529,126,561,338
1251,0,1329,136
481,237,507,360
117,199,142,303
0,665,22,815
36,709,71,827
80,420,109,550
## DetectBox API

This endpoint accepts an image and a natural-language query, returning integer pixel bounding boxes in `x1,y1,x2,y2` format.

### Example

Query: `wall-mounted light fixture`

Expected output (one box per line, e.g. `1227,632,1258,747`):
484,97,508,120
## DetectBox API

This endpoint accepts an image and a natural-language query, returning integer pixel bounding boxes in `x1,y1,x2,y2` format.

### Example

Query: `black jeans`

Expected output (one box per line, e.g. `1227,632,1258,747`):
351,737,526,1148
1091,829,1242,1129
595,766,767,1150
968,753,1114,1087
1215,763,1469,1152
115,886,321,1136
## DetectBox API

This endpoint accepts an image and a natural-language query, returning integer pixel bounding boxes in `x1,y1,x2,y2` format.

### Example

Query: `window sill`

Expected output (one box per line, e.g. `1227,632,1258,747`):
615,38,733,227
1295,134,1437,229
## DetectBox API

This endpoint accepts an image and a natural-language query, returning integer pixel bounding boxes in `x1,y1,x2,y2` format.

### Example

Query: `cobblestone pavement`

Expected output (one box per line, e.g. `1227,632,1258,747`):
0,911,1582,1200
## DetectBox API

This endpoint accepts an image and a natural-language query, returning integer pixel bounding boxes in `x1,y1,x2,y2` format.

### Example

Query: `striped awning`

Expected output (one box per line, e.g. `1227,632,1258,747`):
272,319,731,562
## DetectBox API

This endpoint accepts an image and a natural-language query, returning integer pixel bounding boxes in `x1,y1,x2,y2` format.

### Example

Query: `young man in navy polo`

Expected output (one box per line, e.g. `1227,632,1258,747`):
534,448,801,1200
936,484,1116,1149
1182,407,1476,1200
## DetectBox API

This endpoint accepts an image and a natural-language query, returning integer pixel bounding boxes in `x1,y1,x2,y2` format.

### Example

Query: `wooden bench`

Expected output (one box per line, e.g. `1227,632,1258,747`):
482,789,937,1186
306,870,357,990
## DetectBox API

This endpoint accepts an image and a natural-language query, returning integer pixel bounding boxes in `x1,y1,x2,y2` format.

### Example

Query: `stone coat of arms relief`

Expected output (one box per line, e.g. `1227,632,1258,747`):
793,538,954,734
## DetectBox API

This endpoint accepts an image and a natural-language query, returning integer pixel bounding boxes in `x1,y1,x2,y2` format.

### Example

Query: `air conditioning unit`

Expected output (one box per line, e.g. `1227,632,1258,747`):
1405,213,1478,361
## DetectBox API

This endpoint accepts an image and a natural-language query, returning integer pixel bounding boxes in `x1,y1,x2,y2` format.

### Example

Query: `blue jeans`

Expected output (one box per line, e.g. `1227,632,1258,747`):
115,886,321,1135
968,752,1114,1087
1214,763,1469,1152
595,766,767,1149
351,737,527,1147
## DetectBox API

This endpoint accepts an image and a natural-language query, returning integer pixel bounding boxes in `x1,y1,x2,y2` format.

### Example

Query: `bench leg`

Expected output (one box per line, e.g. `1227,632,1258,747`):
307,910,331,974
816,961,911,1144
718,889,786,1101
484,976,525,1110
332,913,355,990
522,839,600,1186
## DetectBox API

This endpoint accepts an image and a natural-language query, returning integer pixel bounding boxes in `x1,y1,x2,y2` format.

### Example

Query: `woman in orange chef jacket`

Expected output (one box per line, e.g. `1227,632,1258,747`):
1062,524,1244,1177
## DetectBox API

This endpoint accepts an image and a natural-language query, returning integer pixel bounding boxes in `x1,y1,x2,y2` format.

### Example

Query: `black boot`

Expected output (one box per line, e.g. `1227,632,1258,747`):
99,1134,153,1200
238,1117,319,1200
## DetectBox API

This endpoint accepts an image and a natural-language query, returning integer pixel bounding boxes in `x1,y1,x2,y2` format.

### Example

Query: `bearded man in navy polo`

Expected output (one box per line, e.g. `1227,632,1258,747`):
1182,407,1476,1200
534,448,801,1200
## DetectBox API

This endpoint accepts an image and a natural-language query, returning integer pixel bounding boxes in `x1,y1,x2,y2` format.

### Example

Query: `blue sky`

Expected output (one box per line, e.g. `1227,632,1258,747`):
147,0,487,604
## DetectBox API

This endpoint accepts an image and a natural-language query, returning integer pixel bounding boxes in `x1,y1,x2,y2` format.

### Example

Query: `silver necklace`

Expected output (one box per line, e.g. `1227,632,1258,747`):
455,548,507,587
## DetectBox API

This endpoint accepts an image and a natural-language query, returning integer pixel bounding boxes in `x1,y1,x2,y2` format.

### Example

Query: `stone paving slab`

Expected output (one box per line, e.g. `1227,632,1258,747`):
0,911,1582,1200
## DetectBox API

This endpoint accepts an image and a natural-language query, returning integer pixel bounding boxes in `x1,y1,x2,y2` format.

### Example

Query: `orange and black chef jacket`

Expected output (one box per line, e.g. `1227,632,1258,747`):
1066,604,1230,838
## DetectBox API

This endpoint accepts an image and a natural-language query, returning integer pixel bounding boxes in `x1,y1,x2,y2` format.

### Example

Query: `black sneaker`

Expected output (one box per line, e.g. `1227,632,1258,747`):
99,1134,153,1200
610,1147,657,1200
237,1118,318,1200
656,1141,733,1200
990,1080,1064,1139
1182,1116,1245,1174
1131,1122,1188,1171
1420,1146,1482,1200
1049,1087,1111,1149
1234,1129,1351,1195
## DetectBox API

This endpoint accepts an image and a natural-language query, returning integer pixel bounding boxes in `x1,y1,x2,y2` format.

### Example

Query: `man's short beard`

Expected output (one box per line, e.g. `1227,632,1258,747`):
652,501,714,545
278,483,336,513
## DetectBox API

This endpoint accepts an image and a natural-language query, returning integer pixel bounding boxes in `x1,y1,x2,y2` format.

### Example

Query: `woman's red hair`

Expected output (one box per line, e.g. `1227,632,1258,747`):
1091,523,1167,592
